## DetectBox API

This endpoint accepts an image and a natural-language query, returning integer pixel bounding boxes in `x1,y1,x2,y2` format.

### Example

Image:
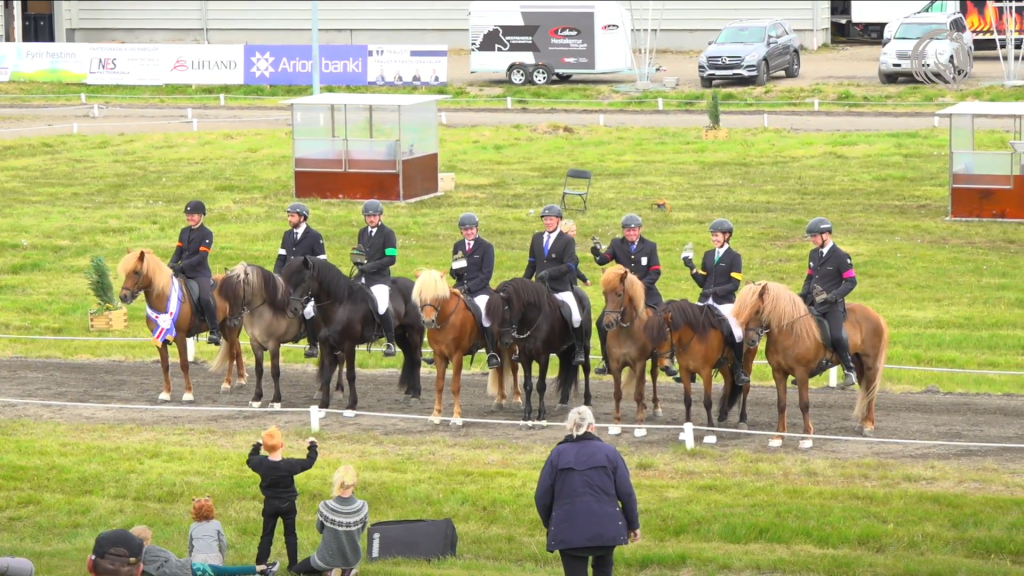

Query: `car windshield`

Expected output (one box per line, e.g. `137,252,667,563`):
894,22,947,39
716,26,766,44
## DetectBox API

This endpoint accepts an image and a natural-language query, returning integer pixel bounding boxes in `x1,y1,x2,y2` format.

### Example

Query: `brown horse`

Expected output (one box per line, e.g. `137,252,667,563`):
599,265,662,438
733,281,888,448
117,249,246,403
643,299,752,444
412,269,520,425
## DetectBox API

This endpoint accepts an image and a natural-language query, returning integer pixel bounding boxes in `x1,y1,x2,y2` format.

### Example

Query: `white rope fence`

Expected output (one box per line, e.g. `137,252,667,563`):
0,115,290,134
0,397,1021,451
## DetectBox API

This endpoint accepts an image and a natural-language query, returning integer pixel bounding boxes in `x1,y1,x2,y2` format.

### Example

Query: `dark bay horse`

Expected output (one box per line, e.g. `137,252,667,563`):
733,281,888,448
486,278,592,427
412,268,520,426
280,256,424,410
117,249,246,403
216,262,316,409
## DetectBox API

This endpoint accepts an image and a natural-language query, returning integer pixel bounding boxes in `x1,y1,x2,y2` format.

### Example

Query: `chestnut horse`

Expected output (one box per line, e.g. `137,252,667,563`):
411,269,520,425
733,281,888,448
599,265,663,438
117,249,246,403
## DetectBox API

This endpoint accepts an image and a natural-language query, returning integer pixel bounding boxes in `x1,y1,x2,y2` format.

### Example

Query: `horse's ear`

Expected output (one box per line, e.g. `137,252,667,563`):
440,270,446,278
414,270,422,279
126,247,132,254
302,256,312,269
757,282,768,299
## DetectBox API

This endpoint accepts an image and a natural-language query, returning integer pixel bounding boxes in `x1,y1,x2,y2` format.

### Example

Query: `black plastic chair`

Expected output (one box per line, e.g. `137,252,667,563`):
560,168,592,213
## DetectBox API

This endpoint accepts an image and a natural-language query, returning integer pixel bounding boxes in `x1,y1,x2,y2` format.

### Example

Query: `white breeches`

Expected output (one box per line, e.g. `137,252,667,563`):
554,291,582,328
303,299,315,320
700,301,742,342
369,284,391,315
472,294,492,327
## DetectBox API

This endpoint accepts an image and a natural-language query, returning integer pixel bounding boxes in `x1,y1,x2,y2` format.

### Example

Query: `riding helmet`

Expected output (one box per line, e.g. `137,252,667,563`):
805,217,833,236
621,213,642,229
286,202,310,220
458,212,480,229
540,204,563,219
709,218,734,235
184,200,207,216
362,199,384,216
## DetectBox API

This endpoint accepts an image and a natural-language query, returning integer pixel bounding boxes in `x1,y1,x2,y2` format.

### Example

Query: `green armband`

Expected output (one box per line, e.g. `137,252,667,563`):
385,247,397,257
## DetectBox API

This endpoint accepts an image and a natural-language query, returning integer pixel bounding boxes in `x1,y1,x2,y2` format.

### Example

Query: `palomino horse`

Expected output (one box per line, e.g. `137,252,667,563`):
411,269,521,426
599,265,663,438
643,299,752,444
117,249,246,403
216,262,318,409
486,278,592,427
280,256,424,410
733,281,888,448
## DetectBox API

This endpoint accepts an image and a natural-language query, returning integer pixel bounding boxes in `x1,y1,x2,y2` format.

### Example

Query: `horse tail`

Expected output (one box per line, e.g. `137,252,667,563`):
854,313,888,422
210,335,235,372
557,351,579,401
725,375,744,412
622,367,637,397
642,307,668,348
486,351,514,398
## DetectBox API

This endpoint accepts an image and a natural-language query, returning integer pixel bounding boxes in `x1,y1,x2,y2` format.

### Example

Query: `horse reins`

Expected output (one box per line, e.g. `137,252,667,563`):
420,296,463,330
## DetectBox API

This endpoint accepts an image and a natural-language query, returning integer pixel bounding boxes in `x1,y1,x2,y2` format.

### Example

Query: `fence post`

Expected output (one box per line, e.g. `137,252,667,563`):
80,93,86,104
599,114,605,126
828,366,838,388
220,94,225,106
506,96,512,109
192,119,198,131
657,97,663,111
187,108,193,120
763,113,768,128
72,123,78,134
309,405,321,432
680,422,695,450
440,112,447,125
187,337,195,362
814,98,819,112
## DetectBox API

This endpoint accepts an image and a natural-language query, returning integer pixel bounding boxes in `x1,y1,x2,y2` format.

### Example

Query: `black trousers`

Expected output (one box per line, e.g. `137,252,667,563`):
291,557,355,575
595,312,609,363
559,547,615,576
191,275,220,332
821,305,850,358
256,498,298,568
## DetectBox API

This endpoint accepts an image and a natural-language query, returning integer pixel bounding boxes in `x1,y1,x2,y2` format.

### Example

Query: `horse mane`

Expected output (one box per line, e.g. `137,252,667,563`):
412,269,451,306
487,277,550,325
224,262,290,314
117,249,170,295
735,281,818,344
662,299,717,337
306,257,358,302
600,265,646,319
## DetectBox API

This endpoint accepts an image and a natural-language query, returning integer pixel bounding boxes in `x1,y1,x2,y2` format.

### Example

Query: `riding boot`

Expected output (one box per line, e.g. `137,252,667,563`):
572,324,586,366
483,323,501,370
594,321,609,375
730,338,751,386
378,309,397,357
202,292,221,346
303,315,319,359
837,350,858,390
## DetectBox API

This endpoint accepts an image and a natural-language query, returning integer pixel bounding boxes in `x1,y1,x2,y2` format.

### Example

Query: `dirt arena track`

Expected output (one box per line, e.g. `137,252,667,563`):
0,358,1020,464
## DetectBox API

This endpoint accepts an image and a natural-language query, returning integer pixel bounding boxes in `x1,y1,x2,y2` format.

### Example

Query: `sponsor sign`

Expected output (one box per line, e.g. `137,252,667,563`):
244,44,366,86
471,12,596,70
164,44,244,85
85,44,164,85
367,44,447,86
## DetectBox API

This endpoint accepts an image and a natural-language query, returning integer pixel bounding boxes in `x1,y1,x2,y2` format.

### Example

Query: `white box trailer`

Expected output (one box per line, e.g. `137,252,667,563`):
469,1,651,85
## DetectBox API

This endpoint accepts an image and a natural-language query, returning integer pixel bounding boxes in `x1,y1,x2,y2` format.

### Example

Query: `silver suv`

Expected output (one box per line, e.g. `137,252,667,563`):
698,19,802,88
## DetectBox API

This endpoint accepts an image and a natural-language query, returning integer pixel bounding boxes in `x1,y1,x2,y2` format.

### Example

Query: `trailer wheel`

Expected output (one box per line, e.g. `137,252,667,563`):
530,65,552,85
555,73,573,81
508,64,529,86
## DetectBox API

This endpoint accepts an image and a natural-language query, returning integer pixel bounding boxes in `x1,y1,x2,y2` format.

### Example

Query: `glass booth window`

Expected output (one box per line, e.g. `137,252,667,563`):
400,102,439,157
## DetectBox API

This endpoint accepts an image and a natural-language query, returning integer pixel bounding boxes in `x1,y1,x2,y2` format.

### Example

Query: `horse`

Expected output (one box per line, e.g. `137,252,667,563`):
280,256,424,410
732,281,888,448
485,277,592,427
643,298,754,444
411,269,521,426
216,262,318,409
599,265,663,438
116,249,246,403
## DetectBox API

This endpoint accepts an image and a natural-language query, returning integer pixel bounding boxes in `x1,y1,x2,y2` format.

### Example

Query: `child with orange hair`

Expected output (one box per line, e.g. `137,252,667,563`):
246,426,318,572
189,496,228,565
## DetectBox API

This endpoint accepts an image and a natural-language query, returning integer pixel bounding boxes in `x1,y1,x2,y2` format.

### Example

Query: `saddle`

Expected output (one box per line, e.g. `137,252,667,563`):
179,276,218,337
807,306,846,353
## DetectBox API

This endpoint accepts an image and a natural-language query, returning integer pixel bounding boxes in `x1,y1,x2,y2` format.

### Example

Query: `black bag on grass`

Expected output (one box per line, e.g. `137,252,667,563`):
366,518,458,561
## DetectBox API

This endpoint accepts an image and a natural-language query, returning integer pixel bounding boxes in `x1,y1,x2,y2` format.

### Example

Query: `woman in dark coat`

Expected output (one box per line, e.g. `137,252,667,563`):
535,406,640,576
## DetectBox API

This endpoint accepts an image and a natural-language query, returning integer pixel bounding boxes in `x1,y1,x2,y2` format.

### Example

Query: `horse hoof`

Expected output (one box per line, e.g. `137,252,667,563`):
633,428,647,438
450,418,463,427
767,438,783,449
533,420,547,429
519,422,531,431
429,416,441,425
491,401,505,411
861,427,874,438
798,439,814,450
342,409,356,418
409,398,421,406
220,385,231,394
556,403,569,413
703,435,718,445
249,401,262,408
158,393,171,403
236,380,247,388
182,393,195,404
737,422,748,431
607,426,622,436
270,403,281,410
653,408,663,418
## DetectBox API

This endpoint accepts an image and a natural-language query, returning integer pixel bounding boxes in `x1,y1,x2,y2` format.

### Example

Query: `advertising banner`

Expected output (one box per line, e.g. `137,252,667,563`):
244,44,366,86
367,45,448,86
85,44,164,85
163,44,244,85
0,43,89,82
521,11,595,71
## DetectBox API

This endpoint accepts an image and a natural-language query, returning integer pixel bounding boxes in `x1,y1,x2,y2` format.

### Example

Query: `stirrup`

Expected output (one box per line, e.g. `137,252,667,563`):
837,370,857,389
572,350,585,366
207,331,221,346
594,360,608,375
382,342,397,357
304,344,318,359
486,352,501,369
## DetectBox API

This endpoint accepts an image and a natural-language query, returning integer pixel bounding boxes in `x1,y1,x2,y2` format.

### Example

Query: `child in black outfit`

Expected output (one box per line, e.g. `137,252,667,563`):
246,426,318,572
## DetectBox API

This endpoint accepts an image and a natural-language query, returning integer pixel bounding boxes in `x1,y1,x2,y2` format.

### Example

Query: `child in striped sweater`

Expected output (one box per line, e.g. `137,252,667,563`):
290,465,369,576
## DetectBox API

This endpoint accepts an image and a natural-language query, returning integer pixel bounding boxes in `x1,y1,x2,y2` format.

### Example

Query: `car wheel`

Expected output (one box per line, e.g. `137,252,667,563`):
508,64,529,86
754,60,769,86
700,77,713,88
785,52,801,78
530,65,552,85
554,73,573,81
878,69,897,84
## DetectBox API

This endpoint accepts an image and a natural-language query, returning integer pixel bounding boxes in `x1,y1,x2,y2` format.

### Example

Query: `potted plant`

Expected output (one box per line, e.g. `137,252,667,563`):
86,255,128,331
702,90,728,141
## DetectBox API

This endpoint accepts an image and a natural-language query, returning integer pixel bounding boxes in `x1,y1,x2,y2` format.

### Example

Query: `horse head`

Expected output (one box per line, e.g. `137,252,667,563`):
735,281,770,348
487,282,516,348
412,269,450,330
281,256,316,319
600,265,645,332
116,248,169,305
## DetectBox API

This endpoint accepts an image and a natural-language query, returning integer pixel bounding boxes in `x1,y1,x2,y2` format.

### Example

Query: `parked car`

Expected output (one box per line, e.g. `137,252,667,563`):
878,12,973,84
697,19,802,88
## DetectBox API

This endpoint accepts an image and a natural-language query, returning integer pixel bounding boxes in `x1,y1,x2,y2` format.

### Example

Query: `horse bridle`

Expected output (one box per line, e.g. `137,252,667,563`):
495,291,541,340
420,296,462,330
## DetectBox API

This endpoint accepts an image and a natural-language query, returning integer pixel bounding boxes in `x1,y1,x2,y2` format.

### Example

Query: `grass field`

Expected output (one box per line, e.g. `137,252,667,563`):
5,81,1024,111
0,125,1021,393
1,421,1021,576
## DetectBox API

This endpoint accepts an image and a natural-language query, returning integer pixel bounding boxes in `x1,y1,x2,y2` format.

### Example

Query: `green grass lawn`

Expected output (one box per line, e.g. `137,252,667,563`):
1,421,1020,576
4,81,1024,111
0,126,1021,393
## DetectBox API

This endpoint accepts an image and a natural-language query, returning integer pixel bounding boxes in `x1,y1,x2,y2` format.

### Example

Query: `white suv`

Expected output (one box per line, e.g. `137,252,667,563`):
878,12,973,84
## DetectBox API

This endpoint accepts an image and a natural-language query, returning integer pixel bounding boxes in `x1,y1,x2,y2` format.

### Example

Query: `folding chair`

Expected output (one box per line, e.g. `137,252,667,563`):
560,168,592,213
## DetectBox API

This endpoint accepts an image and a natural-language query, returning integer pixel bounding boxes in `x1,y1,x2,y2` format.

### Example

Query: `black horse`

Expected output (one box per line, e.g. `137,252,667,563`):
486,278,592,426
281,256,424,410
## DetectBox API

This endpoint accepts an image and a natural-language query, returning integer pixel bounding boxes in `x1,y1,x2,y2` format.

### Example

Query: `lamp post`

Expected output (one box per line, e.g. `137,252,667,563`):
312,0,321,95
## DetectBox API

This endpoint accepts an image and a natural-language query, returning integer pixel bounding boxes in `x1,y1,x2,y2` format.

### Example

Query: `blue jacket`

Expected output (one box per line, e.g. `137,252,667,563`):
534,432,640,552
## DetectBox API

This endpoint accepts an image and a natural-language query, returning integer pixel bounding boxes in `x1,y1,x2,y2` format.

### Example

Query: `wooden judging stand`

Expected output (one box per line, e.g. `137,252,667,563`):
935,102,1024,221
280,93,451,203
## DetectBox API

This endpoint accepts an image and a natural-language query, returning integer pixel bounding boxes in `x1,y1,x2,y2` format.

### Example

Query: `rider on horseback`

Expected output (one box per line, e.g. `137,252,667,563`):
798,217,858,389
590,213,664,375
356,199,399,357
169,200,221,346
524,204,587,366
273,202,327,359
450,212,501,370
682,218,751,386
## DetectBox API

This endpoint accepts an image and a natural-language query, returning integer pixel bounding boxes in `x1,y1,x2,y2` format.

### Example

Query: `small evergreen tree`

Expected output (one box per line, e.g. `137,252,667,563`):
706,90,722,130
85,256,121,314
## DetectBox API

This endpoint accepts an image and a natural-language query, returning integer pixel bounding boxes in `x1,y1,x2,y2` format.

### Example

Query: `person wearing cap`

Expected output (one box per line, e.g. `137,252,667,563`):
590,213,663,376
799,217,858,389
169,200,221,346
449,212,501,370
524,204,586,366
681,218,751,386
273,202,327,358
355,199,399,357
89,529,145,576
